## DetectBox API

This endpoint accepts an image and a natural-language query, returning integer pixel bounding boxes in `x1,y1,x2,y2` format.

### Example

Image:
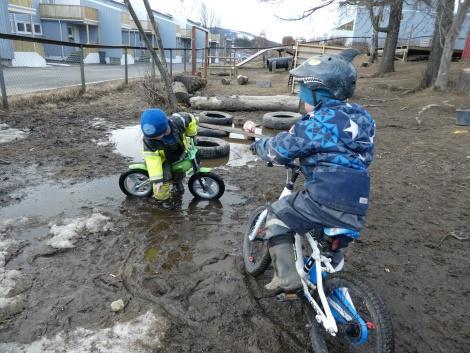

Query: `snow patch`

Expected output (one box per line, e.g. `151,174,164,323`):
84,52,100,64
47,212,112,249
0,124,28,144
0,221,32,321
0,310,167,353
12,52,47,67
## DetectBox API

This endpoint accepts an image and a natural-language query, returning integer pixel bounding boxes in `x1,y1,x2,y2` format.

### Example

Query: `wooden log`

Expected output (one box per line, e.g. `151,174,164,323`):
171,81,189,104
190,95,300,111
198,122,266,139
173,74,207,93
456,68,470,93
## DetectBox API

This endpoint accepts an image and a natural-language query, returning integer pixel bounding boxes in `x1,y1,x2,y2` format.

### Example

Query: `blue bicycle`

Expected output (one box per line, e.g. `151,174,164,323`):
243,163,394,353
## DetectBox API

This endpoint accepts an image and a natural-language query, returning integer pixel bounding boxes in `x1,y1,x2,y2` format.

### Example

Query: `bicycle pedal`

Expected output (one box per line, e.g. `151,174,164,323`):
276,292,299,302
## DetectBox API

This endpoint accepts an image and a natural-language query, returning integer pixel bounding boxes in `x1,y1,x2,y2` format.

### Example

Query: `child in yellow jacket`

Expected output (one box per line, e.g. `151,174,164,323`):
140,108,198,209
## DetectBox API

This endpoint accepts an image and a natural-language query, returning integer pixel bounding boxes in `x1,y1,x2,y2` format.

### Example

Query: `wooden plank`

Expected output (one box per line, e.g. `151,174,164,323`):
198,122,265,139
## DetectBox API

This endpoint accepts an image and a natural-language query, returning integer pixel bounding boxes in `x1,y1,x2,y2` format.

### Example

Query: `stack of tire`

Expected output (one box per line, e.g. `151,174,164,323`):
266,57,293,72
196,111,231,159
262,111,302,130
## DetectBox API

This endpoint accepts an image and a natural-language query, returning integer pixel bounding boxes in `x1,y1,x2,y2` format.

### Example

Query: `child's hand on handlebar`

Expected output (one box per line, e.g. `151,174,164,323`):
249,142,257,155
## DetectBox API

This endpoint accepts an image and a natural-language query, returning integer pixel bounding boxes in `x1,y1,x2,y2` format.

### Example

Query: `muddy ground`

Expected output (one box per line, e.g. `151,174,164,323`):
0,57,469,353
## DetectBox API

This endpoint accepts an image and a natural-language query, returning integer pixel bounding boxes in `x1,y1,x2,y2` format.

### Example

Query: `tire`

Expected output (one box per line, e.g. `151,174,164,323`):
188,172,225,200
242,206,271,277
195,137,230,159
198,111,233,126
197,127,229,138
323,272,395,353
301,299,329,353
119,169,153,197
262,111,302,130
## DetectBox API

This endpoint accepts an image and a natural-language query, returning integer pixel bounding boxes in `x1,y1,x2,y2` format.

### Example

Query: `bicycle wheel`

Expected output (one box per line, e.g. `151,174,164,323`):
323,272,394,353
119,169,153,197
242,206,271,277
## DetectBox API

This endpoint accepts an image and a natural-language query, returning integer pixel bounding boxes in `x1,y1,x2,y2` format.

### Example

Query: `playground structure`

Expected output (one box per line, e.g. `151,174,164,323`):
202,46,294,78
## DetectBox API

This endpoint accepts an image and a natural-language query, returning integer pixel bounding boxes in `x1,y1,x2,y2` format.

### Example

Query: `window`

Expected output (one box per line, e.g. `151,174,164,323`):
34,24,42,35
15,21,34,34
16,22,26,33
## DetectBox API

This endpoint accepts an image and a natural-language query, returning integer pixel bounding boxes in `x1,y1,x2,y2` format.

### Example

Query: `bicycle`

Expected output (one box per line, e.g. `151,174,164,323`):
242,162,394,353
119,138,225,200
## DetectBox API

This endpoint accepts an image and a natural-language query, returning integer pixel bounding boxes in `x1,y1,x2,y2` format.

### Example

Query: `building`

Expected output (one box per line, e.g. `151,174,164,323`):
327,0,470,50
1,0,209,67
3,0,46,67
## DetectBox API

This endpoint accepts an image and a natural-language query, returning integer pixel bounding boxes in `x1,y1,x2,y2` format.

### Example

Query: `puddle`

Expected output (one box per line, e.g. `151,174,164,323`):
109,125,258,167
0,123,28,144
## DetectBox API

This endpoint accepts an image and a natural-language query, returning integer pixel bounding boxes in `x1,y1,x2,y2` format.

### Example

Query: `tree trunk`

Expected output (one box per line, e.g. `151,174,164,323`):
124,0,178,111
142,0,167,67
369,28,378,63
190,95,300,111
420,0,455,88
434,0,470,91
378,0,404,74
456,68,470,93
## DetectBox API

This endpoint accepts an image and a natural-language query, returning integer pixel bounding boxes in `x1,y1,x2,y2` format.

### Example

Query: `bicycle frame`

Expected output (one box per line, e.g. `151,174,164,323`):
248,165,340,336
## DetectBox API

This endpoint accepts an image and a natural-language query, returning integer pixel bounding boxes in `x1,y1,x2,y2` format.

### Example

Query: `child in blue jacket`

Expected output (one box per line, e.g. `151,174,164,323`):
250,49,376,294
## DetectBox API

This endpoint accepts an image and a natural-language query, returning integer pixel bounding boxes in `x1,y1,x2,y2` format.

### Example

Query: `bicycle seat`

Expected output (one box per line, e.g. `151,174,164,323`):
323,227,360,239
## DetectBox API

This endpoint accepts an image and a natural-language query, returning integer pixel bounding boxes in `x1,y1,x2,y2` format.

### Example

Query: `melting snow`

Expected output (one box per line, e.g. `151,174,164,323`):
0,310,167,353
0,123,28,144
0,218,32,321
47,212,113,249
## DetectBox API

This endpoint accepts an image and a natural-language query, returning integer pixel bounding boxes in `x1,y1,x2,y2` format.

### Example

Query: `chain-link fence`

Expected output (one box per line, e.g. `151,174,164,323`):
0,33,209,110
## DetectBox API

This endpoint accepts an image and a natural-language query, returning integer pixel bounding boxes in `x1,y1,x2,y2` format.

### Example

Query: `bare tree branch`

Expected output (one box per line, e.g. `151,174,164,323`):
275,0,336,20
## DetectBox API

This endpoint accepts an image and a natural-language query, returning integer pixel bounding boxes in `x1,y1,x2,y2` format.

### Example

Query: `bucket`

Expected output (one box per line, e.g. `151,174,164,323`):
456,109,470,126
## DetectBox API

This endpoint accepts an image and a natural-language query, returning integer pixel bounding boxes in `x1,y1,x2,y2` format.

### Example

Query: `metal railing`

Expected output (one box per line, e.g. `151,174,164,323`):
0,33,209,110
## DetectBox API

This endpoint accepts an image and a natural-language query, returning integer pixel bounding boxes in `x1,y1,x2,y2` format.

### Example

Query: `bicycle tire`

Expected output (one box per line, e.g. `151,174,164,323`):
242,206,271,277
301,298,329,353
188,172,225,200
323,271,395,353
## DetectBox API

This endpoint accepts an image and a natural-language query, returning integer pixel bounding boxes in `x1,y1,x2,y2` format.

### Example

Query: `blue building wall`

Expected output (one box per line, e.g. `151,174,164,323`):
0,0,14,61
83,0,122,60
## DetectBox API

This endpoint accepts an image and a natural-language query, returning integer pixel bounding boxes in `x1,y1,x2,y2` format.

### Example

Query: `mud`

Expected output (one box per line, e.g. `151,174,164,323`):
0,59,469,353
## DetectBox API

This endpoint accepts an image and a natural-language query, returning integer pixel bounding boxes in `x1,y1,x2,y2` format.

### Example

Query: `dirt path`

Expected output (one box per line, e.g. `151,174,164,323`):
0,59,469,352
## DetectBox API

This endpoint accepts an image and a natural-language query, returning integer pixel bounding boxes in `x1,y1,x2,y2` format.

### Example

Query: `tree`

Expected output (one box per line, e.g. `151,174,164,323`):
199,2,220,30
123,0,178,111
434,0,470,90
368,0,404,73
420,0,455,88
260,0,405,74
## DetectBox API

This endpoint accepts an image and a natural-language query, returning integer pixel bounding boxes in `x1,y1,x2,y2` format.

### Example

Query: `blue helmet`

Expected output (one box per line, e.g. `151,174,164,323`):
290,49,359,101
140,108,169,138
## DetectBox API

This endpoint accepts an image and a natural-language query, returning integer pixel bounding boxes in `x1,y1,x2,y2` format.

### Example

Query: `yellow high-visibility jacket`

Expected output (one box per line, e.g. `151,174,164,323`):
143,112,198,183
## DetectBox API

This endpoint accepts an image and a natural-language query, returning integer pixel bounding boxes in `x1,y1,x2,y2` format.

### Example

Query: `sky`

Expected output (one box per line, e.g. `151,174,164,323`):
143,0,340,43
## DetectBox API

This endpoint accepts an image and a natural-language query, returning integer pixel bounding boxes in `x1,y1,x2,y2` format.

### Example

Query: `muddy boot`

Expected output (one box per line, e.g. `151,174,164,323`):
157,199,175,210
265,238,302,295
174,181,185,195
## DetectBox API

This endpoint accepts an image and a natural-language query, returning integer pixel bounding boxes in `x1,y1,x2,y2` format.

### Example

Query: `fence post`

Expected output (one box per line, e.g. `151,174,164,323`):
169,49,172,77
0,59,8,111
124,47,128,84
79,46,86,93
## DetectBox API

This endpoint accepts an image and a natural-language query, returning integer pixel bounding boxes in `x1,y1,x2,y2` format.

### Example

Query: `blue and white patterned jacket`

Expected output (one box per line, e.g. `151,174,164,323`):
253,99,376,215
